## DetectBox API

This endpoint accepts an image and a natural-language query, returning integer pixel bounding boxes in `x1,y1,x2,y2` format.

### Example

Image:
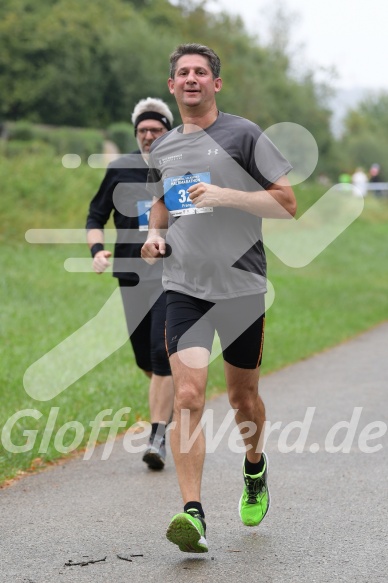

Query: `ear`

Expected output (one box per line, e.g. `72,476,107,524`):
167,78,175,95
214,77,223,93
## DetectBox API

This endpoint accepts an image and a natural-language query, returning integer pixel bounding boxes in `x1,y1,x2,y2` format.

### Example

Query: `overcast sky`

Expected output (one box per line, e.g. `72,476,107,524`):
206,0,386,91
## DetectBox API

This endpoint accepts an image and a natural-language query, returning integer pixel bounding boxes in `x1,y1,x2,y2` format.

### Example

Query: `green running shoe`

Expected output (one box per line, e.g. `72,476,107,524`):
166,509,208,553
239,452,270,527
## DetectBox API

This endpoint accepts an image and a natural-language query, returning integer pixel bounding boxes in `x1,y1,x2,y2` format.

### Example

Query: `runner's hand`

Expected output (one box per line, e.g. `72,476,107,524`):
93,250,112,274
141,236,166,264
188,182,225,208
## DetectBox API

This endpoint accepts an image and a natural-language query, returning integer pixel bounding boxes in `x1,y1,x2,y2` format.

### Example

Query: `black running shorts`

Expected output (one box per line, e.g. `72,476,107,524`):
119,279,171,376
165,291,265,369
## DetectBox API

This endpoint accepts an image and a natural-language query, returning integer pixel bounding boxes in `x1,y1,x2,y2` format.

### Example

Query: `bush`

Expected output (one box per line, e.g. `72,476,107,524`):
106,122,137,153
3,139,56,158
4,122,105,160
6,121,39,142
41,128,104,160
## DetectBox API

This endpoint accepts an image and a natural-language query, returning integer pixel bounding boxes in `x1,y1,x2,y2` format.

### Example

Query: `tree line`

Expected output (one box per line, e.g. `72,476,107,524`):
1,0,387,179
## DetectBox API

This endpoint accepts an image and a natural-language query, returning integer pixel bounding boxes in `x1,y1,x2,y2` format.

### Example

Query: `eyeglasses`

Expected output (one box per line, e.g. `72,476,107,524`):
135,127,165,137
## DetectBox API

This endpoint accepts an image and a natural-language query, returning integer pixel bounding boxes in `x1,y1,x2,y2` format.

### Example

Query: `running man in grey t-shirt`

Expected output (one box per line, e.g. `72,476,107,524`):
141,43,297,553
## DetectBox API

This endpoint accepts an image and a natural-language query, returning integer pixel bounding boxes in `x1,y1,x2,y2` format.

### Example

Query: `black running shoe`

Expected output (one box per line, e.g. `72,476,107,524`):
142,434,166,471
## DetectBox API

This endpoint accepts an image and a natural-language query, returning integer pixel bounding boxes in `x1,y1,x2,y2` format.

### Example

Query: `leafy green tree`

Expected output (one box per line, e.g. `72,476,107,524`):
0,0,335,175
339,92,388,174
0,0,163,126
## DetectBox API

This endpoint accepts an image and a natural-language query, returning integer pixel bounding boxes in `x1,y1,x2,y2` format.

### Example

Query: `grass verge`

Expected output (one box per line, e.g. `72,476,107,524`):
1,153,388,484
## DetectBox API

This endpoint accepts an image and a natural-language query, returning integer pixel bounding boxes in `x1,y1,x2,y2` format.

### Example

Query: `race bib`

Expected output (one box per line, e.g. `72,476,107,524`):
136,200,152,231
164,172,213,217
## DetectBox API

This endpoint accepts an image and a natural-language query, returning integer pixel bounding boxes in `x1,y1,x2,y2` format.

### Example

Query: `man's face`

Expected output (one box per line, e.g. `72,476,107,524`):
168,54,222,111
136,120,168,154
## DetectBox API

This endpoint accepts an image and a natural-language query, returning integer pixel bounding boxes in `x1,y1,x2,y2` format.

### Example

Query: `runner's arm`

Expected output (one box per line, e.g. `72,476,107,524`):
141,197,169,262
188,175,297,219
87,228,112,274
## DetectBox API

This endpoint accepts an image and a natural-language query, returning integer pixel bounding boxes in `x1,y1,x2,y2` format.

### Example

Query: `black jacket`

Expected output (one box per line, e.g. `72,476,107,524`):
86,151,162,282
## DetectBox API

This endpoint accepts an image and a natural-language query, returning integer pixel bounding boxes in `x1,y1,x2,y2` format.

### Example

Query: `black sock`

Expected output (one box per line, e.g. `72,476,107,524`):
245,455,265,476
151,422,166,440
184,501,205,519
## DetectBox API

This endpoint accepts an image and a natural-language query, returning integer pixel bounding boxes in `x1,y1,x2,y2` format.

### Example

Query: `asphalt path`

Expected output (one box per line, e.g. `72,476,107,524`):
1,323,387,582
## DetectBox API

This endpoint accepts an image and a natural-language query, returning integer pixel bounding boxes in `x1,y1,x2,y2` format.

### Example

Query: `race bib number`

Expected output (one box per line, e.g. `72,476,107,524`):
163,172,213,217
137,200,152,231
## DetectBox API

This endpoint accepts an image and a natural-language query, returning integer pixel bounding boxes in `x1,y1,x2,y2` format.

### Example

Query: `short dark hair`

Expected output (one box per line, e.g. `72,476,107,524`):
169,43,221,79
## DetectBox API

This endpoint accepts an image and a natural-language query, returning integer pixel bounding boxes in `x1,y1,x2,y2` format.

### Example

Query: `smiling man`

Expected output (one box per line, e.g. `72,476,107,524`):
141,44,296,553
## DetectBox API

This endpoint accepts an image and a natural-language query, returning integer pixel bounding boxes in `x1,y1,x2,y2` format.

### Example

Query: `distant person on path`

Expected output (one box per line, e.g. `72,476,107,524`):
338,171,352,192
142,43,296,552
86,97,174,471
369,163,385,197
351,167,368,197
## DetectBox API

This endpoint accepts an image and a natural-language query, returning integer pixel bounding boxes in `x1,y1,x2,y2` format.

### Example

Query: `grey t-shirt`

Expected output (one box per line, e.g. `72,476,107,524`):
148,111,292,300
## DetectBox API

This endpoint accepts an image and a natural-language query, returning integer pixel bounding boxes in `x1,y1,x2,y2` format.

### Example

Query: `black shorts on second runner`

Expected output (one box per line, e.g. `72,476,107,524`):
165,291,265,369
119,279,171,376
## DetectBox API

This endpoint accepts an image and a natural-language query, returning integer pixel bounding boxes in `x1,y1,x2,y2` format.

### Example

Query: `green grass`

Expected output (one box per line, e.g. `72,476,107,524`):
1,151,388,484
261,193,388,372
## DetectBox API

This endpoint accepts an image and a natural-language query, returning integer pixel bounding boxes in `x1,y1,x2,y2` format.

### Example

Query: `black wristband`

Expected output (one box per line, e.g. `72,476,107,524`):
90,243,104,258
